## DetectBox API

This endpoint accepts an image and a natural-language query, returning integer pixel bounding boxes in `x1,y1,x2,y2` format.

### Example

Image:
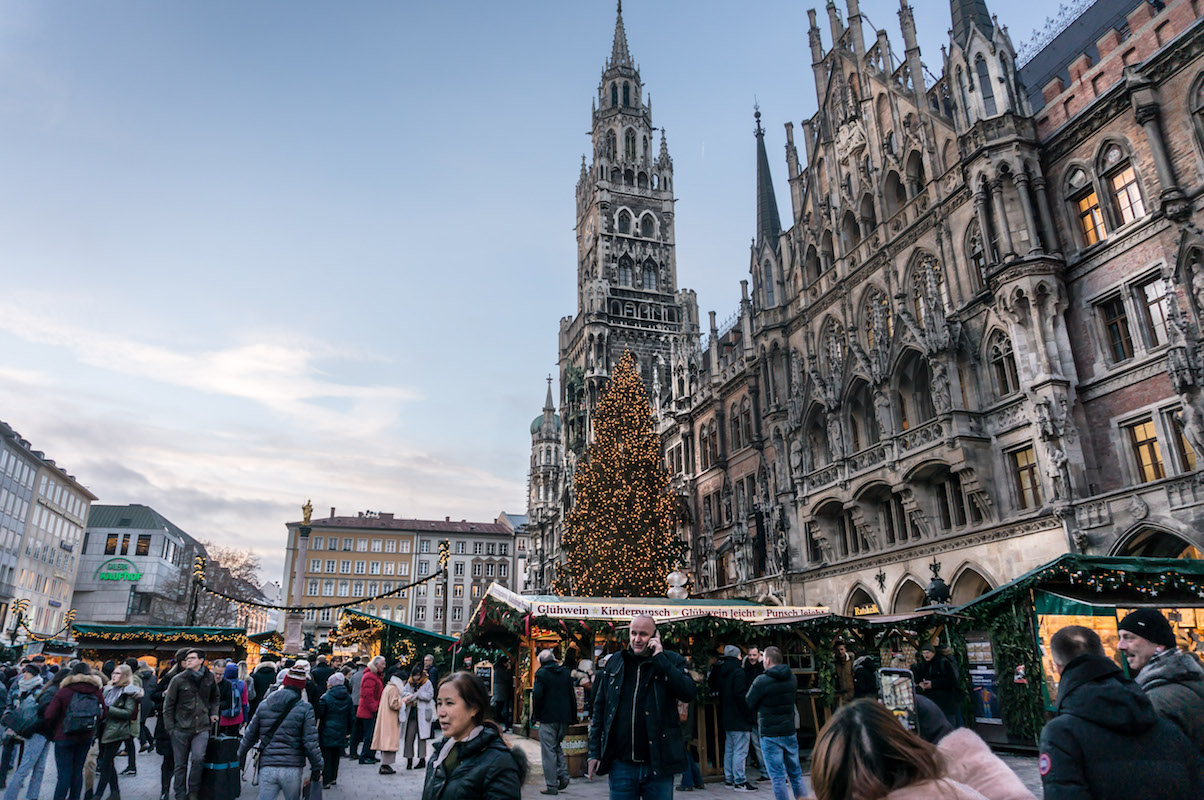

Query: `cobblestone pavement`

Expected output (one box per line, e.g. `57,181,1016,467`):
0,737,1041,798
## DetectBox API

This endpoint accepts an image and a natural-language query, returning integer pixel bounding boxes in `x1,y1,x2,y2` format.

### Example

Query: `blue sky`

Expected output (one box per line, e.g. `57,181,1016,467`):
0,0,1054,583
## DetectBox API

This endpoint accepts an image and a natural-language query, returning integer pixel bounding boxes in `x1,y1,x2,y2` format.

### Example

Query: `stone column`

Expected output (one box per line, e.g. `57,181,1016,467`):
974,189,995,266
283,525,309,654
989,179,1015,259
1135,103,1184,203
1013,172,1043,255
1032,176,1060,254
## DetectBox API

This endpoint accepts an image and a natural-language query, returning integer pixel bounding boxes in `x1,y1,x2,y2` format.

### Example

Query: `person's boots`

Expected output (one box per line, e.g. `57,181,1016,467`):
415,757,426,769
406,758,413,770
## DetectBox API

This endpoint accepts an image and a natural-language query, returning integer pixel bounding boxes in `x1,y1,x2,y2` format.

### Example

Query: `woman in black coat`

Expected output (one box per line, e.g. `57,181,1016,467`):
316,672,354,789
152,649,188,800
422,672,526,800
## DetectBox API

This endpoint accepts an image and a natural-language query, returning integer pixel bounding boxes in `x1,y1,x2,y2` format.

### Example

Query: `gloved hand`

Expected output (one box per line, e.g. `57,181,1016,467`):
311,768,322,784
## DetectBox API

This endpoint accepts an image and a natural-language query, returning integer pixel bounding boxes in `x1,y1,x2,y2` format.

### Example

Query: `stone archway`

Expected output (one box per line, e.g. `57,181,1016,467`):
892,578,926,613
843,585,879,616
1114,526,1203,559
950,565,994,606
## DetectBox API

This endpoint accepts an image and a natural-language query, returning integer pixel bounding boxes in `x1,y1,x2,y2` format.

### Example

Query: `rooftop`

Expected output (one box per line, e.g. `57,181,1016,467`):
294,513,510,536
86,504,203,548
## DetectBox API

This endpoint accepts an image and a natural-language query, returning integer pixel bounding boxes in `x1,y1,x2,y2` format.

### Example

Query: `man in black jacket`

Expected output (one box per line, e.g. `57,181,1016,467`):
1039,625,1201,799
746,646,805,800
912,643,959,725
709,644,756,791
742,647,767,781
533,649,576,795
587,614,695,799
238,665,323,799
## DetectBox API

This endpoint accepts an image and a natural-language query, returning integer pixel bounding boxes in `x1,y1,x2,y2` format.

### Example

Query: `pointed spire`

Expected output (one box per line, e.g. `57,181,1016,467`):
610,0,633,68
950,0,993,48
658,128,671,166
544,376,555,412
580,154,588,181
754,107,782,250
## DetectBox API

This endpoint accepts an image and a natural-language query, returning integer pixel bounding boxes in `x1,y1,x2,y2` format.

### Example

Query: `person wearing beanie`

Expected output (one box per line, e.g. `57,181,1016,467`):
707,643,755,790
1038,625,1200,799
912,641,959,726
217,661,249,731
316,672,353,789
238,663,322,799
1118,608,1204,753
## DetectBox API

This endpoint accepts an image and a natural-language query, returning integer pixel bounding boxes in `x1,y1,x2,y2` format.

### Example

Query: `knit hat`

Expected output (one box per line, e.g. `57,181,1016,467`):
327,672,346,687
920,643,936,654
1118,608,1177,649
223,662,239,680
723,645,741,658
283,665,308,690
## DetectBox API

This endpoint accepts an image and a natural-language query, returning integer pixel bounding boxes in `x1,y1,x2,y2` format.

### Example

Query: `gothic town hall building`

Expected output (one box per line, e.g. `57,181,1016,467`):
526,0,1204,614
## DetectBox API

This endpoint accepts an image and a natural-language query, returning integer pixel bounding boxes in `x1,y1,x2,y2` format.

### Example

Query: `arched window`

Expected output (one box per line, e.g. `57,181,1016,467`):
740,398,753,446
624,129,637,160
975,55,996,116
642,260,657,290
896,350,935,428
624,169,634,186
1067,167,1104,246
637,171,648,189
884,171,907,216
640,213,656,238
999,55,1017,111
610,83,618,108
1100,143,1145,226
859,194,877,233
730,404,743,450
840,210,860,251
617,210,631,235
905,151,926,197
805,245,821,283
847,379,879,450
988,332,1020,397
605,130,616,161
708,420,719,465
820,231,835,272
617,255,633,285
700,424,712,470
966,221,987,289
763,260,776,306
1192,74,1204,156
622,82,630,107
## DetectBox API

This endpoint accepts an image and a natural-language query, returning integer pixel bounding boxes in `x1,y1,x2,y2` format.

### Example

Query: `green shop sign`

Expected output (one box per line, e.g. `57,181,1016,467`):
95,558,142,582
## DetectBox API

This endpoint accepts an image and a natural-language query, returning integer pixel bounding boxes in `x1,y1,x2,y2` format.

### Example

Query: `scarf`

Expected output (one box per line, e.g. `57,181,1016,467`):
103,683,126,707
409,673,427,689
16,674,42,697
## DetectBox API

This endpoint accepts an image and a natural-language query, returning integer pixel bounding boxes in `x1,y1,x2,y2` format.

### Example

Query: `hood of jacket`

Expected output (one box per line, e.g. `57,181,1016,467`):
323,684,351,701
539,662,569,678
763,663,793,682
462,726,529,779
388,675,406,691
1136,647,1204,691
1056,654,1157,733
61,673,103,691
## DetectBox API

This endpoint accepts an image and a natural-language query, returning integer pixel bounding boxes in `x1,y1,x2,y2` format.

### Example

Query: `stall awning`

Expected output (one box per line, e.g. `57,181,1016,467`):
72,624,247,651
334,610,456,644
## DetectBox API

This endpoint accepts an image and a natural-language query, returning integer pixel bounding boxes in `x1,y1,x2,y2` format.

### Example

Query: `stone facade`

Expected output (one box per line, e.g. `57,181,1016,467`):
528,0,1204,608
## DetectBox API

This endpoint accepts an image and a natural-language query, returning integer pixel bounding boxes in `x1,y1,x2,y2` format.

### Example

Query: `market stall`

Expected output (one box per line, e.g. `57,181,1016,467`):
331,609,455,669
72,624,247,665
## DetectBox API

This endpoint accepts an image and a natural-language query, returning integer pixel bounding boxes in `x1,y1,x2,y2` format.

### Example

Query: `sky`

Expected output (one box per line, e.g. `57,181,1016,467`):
0,0,1057,585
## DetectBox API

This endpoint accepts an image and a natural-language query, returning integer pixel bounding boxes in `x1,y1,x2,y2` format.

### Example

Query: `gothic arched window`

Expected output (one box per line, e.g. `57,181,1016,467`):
1100,142,1145,227
1193,74,1204,157
640,213,656,238
840,211,860,251
966,221,987,290
611,83,618,108
1067,166,1104,247
617,211,631,235
624,129,637,160
763,260,776,306
642,260,657,290
617,255,633,285
605,130,616,161
740,398,753,446
623,82,630,107
975,56,996,116
730,404,743,450
989,332,1020,397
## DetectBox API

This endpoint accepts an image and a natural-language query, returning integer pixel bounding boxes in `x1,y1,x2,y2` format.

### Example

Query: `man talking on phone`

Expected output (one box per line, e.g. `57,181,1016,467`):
587,614,696,799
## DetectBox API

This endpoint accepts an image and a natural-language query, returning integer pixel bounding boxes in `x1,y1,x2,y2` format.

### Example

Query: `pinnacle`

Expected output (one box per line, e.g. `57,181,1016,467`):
610,0,633,68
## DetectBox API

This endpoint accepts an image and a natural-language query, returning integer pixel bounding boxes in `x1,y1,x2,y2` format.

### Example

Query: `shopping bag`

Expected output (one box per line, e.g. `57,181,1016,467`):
199,730,242,800
303,774,323,800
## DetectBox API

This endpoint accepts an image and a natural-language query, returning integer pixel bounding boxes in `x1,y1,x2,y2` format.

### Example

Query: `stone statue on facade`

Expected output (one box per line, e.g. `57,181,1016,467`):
930,359,952,414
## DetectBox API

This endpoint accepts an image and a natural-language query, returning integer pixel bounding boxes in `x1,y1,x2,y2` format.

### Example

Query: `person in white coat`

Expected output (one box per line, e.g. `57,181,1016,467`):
399,663,435,770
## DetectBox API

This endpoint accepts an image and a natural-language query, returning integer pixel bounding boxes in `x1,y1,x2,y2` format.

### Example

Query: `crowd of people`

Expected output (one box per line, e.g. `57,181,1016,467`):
0,605,1198,800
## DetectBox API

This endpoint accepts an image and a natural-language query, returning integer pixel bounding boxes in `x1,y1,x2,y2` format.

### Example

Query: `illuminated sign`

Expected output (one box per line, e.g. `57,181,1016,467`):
853,603,881,616
95,558,142,582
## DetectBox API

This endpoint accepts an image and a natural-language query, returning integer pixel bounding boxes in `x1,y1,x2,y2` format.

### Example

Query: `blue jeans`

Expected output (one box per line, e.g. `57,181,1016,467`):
724,730,750,785
608,760,672,800
4,734,49,800
761,734,807,800
678,748,703,789
52,739,91,800
258,765,302,800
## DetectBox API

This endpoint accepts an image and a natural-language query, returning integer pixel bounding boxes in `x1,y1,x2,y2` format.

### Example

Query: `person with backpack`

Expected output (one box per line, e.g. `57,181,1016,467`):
161,649,218,800
44,662,106,800
237,664,323,800
95,666,142,800
2,665,51,800
218,662,249,733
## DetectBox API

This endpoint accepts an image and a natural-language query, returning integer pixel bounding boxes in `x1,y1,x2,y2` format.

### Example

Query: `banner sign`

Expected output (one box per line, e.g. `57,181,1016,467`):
484,584,827,623
95,558,143,582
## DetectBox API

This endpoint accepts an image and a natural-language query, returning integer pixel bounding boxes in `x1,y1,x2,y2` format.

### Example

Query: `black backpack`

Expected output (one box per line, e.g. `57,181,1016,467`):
63,691,102,735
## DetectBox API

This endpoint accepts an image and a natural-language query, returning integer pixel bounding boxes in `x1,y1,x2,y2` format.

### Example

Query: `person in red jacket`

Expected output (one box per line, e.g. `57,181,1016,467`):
356,657,386,765
45,662,107,800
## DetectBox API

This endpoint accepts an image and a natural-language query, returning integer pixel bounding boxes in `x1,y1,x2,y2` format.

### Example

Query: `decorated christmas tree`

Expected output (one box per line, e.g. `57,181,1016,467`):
556,351,683,597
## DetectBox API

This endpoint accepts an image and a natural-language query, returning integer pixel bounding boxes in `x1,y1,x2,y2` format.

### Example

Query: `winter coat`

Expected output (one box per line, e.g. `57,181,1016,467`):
833,652,854,702
1038,653,1202,800
358,667,384,719
937,728,1035,800
912,653,960,719
421,725,527,800
310,663,335,692
162,668,219,736
152,666,180,754
45,673,107,743
852,654,880,699
532,662,576,725
745,663,796,738
708,656,753,732
32,681,58,739
881,779,988,800
400,677,436,743
138,669,157,718
237,686,323,771
317,684,355,749
349,667,365,705
371,677,405,753
589,649,695,778
250,664,277,718
1135,647,1204,754
99,684,143,744
490,662,511,704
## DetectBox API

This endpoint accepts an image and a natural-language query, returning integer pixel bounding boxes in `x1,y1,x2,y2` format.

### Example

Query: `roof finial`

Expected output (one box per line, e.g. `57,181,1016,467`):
754,98,763,136
610,0,632,67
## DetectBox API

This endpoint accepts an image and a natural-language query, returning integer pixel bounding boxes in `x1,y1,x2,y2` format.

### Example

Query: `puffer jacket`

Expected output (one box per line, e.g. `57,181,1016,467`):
100,684,143,744
250,663,277,718
316,684,354,749
1038,653,1201,800
421,725,527,800
162,668,219,735
745,663,796,738
237,687,322,771
882,779,988,800
708,656,753,732
937,728,1035,800
1135,648,1204,754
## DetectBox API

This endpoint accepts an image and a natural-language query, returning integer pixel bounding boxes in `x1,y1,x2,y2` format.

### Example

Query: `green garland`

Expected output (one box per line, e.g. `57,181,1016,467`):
963,593,1045,744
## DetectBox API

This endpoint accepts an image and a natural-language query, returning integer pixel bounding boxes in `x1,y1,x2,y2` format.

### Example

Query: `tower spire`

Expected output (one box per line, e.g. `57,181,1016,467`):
610,0,633,68
544,375,555,412
949,0,993,48
754,107,782,250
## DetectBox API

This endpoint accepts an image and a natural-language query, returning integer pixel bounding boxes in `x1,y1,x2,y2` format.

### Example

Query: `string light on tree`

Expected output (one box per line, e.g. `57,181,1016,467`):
557,351,686,597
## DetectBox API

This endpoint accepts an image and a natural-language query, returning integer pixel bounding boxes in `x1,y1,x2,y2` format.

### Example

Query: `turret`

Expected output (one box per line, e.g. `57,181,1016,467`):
846,0,866,62
898,0,925,103
808,10,826,106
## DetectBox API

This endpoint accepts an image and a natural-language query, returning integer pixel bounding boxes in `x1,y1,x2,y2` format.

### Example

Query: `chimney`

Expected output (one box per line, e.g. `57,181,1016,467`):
330,507,336,518
445,516,450,522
